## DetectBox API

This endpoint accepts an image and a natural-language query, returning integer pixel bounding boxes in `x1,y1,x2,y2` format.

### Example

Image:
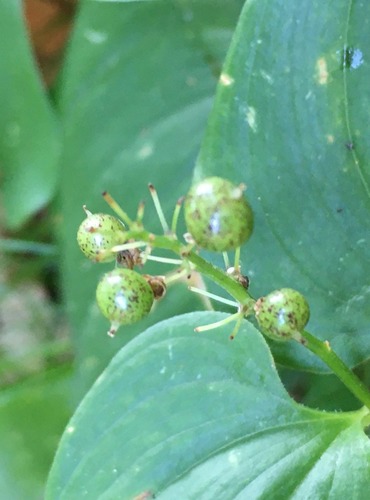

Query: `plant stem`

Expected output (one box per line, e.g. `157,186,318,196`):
128,229,370,410
300,330,370,410
130,230,255,308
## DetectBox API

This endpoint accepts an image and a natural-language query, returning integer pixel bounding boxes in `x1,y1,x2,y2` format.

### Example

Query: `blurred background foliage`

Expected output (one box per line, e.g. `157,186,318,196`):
0,1,369,498
0,1,75,498
1,1,240,496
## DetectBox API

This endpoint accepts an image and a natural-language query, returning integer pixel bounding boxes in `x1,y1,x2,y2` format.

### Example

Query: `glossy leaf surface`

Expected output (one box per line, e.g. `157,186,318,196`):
195,0,370,370
46,312,370,499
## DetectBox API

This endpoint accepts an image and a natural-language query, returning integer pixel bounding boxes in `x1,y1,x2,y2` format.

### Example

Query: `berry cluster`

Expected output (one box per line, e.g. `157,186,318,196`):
77,177,310,341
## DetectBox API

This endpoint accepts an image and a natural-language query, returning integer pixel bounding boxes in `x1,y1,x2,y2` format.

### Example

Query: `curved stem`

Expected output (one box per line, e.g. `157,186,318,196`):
300,330,370,411
125,229,370,410
130,230,255,308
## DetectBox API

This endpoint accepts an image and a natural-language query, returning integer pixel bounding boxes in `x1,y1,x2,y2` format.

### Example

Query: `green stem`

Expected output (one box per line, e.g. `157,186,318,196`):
300,330,370,410
128,230,255,308
127,229,370,410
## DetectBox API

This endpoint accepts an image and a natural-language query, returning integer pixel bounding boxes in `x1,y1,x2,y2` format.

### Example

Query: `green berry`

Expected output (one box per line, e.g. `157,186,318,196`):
96,268,154,336
254,288,310,341
184,177,253,252
77,210,125,263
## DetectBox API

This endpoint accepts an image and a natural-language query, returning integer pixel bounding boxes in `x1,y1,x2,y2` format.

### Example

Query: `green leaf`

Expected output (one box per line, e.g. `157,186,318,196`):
46,312,370,499
195,0,370,371
0,0,60,229
57,0,243,391
0,366,72,499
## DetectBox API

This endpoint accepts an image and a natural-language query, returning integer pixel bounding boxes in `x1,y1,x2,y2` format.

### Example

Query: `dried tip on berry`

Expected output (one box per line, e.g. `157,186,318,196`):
96,269,154,334
254,288,310,341
143,275,167,300
107,322,120,337
82,205,93,217
184,176,253,252
77,212,126,263
116,248,142,269
176,196,185,206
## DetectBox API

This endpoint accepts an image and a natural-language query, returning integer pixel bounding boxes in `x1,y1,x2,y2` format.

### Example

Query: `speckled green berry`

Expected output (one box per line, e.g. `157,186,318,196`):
77,211,126,263
184,177,253,252
96,268,154,336
254,288,310,341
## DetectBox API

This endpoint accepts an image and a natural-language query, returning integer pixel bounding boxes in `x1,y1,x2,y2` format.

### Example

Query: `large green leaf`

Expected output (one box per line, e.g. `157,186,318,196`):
46,312,370,499
56,0,244,391
0,0,60,229
195,0,370,371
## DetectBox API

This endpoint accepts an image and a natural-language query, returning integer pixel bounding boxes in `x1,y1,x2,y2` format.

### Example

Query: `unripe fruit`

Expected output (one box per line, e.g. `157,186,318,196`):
77,211,126,262
184,177,253,251
96,268,154,336
254,288,310,341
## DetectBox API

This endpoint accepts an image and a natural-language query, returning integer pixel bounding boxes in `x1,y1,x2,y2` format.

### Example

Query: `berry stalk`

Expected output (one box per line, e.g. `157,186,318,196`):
300,330,370,411
128,229,255,309
78,179,370,410
113,231,370,409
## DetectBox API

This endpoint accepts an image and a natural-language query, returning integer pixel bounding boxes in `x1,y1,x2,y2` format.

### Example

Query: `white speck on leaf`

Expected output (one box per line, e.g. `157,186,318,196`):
137,143,154,160
219,73,234,86
84,29,107,44
349,48,364,69
246,106,257,132
326,134,335,144
228,450,241,466
315,57,329,85
67,426,75,434
260,70,273,84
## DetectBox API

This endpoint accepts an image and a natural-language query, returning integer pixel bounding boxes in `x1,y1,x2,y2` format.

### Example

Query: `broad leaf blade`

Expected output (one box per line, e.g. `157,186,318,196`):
0,0,60,229
56,0,243,390
195,0,370,370
46,312,370,498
